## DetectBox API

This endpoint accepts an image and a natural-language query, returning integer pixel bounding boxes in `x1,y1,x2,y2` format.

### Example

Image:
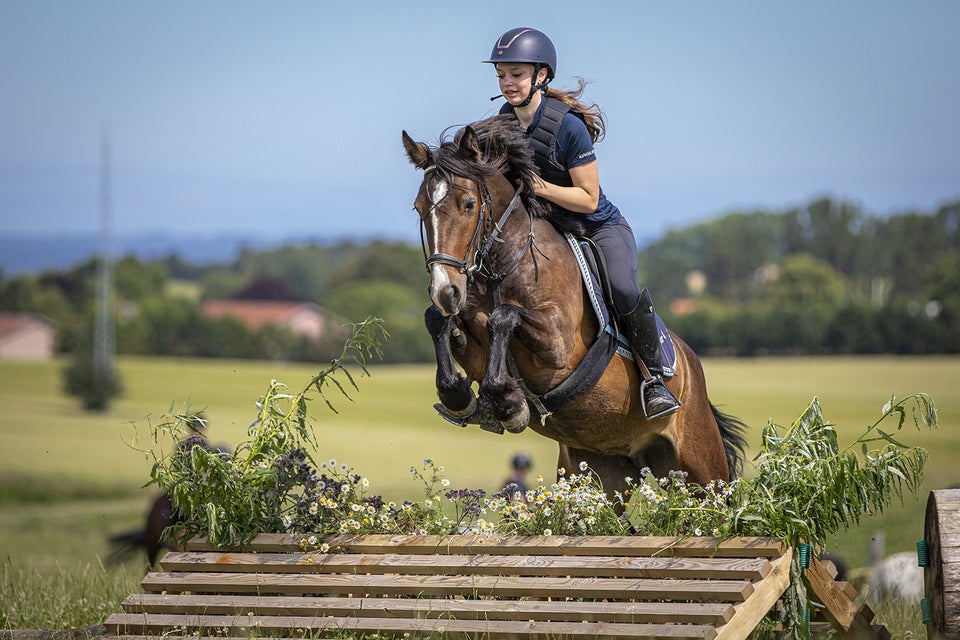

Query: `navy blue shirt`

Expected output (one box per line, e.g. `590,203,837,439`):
525,101,622,232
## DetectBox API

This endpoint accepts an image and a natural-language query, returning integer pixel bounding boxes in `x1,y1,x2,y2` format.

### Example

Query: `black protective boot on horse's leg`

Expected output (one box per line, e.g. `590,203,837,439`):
620,288,681,420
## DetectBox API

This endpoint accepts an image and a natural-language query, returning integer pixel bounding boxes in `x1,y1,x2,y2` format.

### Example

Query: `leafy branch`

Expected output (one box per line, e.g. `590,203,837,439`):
145,317,387,548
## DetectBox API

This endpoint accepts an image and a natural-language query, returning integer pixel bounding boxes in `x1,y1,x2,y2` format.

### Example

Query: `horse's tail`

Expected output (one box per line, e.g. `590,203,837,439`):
105,528,147,567
710,403,749,482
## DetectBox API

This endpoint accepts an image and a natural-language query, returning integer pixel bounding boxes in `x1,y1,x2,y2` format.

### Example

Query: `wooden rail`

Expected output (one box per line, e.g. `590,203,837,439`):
103,533,887,640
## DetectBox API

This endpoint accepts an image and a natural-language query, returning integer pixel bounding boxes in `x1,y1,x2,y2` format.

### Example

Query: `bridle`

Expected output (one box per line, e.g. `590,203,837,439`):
419,165,534,289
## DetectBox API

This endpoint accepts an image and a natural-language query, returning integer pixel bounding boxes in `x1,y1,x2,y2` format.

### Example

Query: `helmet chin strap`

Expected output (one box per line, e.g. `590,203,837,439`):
518,63,549,107
490,63,551,104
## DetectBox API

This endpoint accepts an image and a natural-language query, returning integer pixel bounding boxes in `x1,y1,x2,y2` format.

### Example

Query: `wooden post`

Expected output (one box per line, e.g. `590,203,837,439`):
924,488,960,639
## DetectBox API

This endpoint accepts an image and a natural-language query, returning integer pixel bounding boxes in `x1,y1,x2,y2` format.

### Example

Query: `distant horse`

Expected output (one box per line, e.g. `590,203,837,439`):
106,492,179,568
402,116,746,498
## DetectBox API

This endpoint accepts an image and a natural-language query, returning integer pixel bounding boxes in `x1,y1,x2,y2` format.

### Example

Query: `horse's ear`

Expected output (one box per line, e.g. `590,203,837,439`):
402,131,432,169
458,126,483,162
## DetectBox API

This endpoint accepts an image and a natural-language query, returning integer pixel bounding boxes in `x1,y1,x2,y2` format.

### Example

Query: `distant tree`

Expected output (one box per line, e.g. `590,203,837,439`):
761,253,848,308
113,255,168,302
326,280,432,362
62,327,122,411
231,276,303,300
329,241,427,291
823,303,884,354
639,226,710,301
640,211,784,302
783,198,868,276
702,212,785,301
922,251,960,351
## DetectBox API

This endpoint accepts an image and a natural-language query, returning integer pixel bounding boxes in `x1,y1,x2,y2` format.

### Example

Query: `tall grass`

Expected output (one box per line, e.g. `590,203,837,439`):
0,354,956,632
0,560,141,630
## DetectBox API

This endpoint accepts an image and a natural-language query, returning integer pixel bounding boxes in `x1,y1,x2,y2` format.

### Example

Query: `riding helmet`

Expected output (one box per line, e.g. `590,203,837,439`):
511,452,533,470
483,27,557,80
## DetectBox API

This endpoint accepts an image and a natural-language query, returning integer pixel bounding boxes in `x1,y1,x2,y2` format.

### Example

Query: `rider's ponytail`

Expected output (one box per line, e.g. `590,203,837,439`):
544,78,606,144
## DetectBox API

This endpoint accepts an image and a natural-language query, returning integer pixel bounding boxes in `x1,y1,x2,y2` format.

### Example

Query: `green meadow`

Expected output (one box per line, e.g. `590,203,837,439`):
1,354,957,629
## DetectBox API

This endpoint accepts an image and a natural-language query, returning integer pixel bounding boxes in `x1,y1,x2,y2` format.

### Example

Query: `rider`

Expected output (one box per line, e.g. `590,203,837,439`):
483,27,679,420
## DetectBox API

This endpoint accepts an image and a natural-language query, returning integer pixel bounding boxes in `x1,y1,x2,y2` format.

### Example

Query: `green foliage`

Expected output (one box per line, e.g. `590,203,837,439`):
326,280,433,362
490,462,630,536
113,256,168,302
61,336,123,411
146,318,387,548
3,196,958,361
328,241,428,291
1,558,139,629
760,253,847,307
619,393,937,638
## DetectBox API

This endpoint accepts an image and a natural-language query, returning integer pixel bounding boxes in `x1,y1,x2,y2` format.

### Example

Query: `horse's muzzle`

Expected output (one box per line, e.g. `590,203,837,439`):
429,265,466,316
432,283,463,316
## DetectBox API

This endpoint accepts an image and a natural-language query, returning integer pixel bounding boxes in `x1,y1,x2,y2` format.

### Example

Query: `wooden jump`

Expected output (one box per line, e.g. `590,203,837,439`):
104,533,888,640
924,488,960,639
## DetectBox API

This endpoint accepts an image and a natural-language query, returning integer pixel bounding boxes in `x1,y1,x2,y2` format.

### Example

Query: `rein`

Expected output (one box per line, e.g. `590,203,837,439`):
420,167,533,291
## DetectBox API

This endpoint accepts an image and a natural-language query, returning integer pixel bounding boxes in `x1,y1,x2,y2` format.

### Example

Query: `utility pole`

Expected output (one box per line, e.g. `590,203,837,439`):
94,124,115,391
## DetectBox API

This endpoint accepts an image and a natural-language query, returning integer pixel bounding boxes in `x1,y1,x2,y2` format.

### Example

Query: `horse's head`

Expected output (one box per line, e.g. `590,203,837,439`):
402,126,492,316
403,116,546,316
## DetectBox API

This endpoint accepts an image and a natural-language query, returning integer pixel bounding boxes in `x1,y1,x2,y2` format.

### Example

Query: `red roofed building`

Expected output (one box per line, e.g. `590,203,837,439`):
0,313,56,361
199,300,333,340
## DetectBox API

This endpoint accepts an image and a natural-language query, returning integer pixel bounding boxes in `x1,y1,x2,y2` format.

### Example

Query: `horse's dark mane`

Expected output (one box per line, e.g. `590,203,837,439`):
433,115,550,220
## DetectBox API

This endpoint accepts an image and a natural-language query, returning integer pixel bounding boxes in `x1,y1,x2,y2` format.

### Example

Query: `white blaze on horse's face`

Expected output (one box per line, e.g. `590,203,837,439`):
427,176,455,313
422,174,475,317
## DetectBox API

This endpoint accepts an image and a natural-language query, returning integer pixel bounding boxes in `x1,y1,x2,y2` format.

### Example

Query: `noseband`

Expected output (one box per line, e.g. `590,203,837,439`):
420,166,532,285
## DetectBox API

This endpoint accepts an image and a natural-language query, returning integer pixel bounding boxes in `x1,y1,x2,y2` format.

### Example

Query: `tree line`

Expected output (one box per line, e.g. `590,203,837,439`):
643,198,959,355
1,196,957,366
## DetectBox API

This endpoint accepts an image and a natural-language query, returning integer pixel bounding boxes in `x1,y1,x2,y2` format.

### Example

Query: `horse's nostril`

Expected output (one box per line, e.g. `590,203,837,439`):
438,285,462,315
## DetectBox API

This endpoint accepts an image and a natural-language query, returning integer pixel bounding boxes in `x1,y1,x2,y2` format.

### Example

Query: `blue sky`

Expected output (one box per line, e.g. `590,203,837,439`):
2,1,958,245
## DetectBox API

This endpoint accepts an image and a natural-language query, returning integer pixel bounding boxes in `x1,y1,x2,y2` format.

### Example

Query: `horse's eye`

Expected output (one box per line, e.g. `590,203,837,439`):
464,197,477,213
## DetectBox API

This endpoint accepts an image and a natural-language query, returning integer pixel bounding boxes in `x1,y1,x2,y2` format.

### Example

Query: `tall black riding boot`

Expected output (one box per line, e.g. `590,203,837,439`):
620,288,681,420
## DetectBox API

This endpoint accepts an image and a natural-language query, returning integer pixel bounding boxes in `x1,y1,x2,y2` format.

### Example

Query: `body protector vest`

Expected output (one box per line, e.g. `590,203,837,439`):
500,98,586,188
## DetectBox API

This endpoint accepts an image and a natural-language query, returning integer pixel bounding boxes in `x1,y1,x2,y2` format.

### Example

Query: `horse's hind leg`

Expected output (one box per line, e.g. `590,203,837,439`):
559,446,636,514
481,304,529,433
424,305,476,417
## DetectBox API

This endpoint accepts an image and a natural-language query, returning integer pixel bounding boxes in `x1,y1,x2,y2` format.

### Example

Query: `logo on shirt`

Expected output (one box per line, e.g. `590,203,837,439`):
578,150,595,160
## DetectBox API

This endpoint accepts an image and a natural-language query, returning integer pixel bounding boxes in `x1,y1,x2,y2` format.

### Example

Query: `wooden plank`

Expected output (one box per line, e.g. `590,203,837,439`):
184,533,785,558
105,612,719,639
141,571,755,602
714,547,792,640
121,593,735,625
805,555,884,639
159,550,772,581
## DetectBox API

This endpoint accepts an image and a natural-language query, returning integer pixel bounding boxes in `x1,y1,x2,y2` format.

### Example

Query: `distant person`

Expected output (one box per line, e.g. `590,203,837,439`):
501,452,533,503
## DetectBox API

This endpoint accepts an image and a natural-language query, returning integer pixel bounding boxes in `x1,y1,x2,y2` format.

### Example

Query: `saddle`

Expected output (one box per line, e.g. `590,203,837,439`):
566,233,677,377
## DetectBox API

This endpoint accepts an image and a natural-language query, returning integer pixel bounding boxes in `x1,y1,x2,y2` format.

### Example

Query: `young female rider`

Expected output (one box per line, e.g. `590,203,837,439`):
484,27,679,420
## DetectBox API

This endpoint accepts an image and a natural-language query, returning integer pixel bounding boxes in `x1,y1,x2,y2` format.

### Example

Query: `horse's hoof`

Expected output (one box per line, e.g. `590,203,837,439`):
442,393,477,419
501,402,530,434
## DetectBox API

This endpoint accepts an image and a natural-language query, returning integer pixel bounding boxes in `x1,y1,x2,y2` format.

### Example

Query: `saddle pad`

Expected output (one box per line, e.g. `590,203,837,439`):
563,233,676,378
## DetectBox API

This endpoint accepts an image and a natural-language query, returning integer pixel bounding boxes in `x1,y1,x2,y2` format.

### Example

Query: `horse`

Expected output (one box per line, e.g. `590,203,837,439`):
402,115,747,499
106,492,179,568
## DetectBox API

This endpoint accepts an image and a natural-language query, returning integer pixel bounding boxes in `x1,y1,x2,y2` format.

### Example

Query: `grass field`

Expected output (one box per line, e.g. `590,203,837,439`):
1,354,957,631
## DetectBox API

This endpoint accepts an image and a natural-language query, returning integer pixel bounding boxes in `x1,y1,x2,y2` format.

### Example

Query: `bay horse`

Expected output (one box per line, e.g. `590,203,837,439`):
402,115,746,498
106,492,179,568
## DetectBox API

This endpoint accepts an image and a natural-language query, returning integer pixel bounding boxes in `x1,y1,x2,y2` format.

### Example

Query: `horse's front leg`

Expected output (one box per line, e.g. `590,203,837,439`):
480,304,530,433
424,305,476,418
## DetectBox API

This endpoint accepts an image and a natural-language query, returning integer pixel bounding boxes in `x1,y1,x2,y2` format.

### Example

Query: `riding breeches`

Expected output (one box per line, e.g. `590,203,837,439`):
586,216,643,317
